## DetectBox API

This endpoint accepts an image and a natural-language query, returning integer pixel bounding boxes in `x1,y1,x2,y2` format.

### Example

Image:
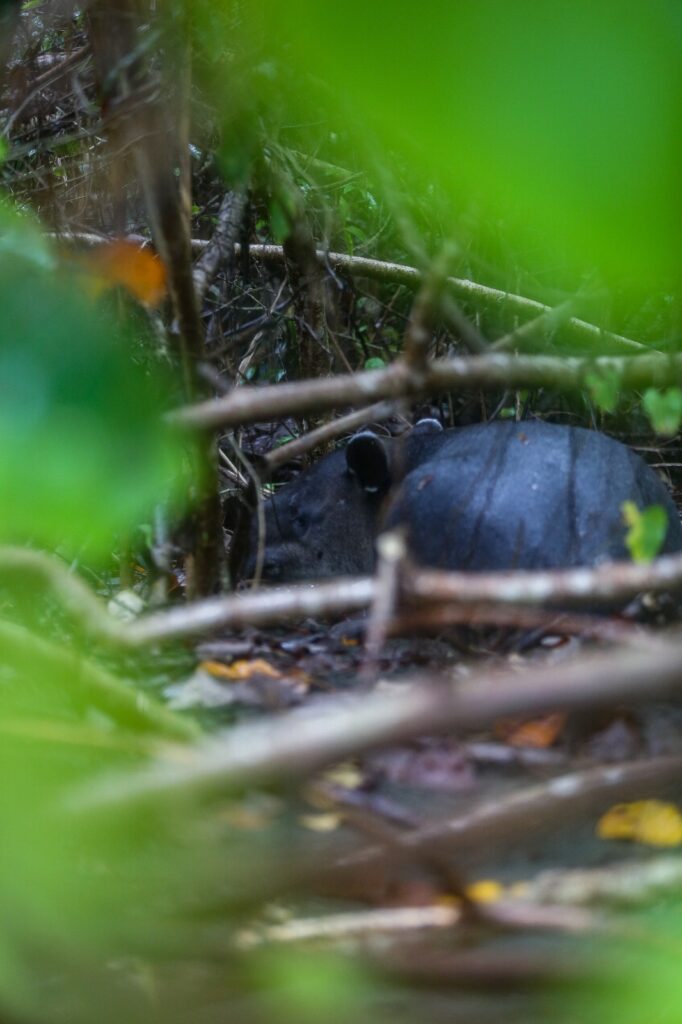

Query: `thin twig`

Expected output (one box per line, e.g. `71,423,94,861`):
263,400,401,472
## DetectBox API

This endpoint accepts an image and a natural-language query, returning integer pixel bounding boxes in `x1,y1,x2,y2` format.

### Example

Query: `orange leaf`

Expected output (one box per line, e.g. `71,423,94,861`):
200,658,282,681
86,239,167,306
497,711,567,749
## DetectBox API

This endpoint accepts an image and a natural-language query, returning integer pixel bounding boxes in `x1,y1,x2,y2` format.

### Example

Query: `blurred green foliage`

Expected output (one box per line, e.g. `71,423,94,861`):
559,909,682,1024
622,500,668,563
643,387,682,437
0,204,189,559
1,4,681,1022
585,369,621,414
0,201,204,1019
242,0,681,292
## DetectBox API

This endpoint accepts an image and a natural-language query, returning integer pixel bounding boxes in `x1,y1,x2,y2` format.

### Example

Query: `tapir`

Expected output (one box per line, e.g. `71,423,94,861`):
236,419,682,583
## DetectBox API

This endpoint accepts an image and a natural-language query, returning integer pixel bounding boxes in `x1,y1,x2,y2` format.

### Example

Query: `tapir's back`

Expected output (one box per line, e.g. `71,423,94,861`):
388,420,682,571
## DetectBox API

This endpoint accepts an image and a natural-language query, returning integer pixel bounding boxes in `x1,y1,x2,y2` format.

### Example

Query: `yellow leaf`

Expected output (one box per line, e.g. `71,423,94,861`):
597,801,682,847
466,880,504,904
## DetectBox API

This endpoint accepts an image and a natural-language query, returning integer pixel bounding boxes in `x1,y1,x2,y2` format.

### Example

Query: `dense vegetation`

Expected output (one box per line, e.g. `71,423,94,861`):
1,3,682,1023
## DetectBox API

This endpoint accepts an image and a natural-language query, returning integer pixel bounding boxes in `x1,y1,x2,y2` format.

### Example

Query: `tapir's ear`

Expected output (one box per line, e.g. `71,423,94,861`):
346,432,391,493
413,417,443,434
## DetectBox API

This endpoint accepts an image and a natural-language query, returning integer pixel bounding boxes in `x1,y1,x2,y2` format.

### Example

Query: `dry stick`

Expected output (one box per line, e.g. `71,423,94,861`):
105,546,682,644
5,546,682,650
274,169,339,380
407,557,682,607
491,297,581,353
193,187,249,304
169,350,682,431
263,400,400,472
70,638,682,810
388,602,641,645
190,242,647,354
403,243,459,370
87,1,223,596
522,855,682,909
238,904,464,948
440,292,490,355
238,900,596,950
363,531,408,672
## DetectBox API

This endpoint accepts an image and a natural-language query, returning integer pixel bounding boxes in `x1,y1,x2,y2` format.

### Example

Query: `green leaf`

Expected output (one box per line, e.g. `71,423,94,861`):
268,198,290,243
251,949,371,1024
585,368,621,413
622,501,668,563
643,387,682,437
364,356,386,370
0,202,55,270
0,235,190,558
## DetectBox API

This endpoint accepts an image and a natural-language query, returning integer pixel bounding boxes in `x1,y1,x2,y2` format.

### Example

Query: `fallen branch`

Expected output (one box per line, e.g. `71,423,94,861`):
390,603,640,644
216,244,648,355
407,555,682,607
237,899,597,950
522,854,682,909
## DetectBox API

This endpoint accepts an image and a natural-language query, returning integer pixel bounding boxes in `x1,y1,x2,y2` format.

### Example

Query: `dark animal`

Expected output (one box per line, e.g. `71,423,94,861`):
236,419,682,584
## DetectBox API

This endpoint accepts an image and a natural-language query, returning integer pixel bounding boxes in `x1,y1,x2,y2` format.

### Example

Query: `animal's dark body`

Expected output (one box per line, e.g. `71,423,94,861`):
237,420,682,584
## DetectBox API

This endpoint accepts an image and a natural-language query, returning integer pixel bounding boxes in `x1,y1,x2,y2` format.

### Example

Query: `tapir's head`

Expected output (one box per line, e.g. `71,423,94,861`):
233,432,396,584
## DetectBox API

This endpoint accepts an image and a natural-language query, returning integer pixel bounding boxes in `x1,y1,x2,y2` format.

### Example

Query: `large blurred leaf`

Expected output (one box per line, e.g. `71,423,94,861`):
237,0,681,287
0,209,189,556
